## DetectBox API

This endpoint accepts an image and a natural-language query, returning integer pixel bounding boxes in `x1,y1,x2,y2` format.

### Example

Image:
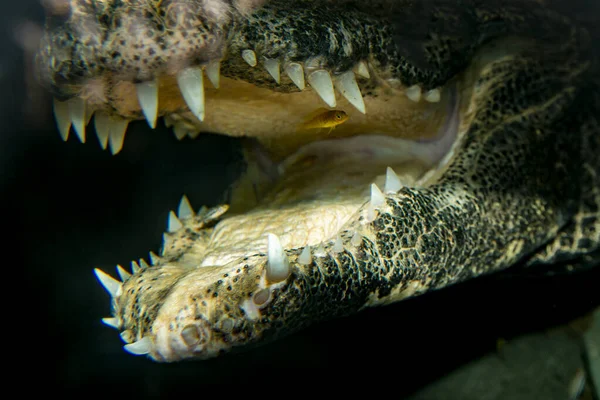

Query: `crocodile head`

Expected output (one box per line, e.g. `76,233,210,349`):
36,0,600,361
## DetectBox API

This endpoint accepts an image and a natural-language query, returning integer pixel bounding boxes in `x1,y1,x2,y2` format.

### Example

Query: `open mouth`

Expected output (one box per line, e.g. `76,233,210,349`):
36,0,524,361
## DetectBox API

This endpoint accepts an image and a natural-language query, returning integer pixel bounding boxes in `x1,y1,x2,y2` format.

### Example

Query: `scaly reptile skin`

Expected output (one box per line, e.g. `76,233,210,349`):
36,0,599,361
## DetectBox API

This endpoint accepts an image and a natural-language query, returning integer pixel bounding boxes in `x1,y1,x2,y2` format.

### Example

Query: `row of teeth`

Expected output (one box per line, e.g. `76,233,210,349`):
93,166,404,356
52,50,441,153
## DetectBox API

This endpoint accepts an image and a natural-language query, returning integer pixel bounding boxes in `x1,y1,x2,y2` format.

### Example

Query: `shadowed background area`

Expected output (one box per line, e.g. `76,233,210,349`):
2,0,599,396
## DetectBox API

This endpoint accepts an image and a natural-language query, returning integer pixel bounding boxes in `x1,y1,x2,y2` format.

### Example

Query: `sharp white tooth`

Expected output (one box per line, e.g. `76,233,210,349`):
371,183,385,207
335,71,366,114
168,210,183,232
173,125,187,140
53,98,71,141
405,85,422,102
332,235,344,254
116,264,131,281
131,261,140,274
139,259,149,269
69,97,87,143
385,167,403,193
136,79,159,128
266,233,290,282
285,63,305,90
308,70,336,107
298,246,312,265
242,50,257,67
123,336,152,355
149,251,159,265
263,58,281,84
108,118,129,155
351,231,362,247
93,113,110,149
424,88,441,103
177,67,205,122
314,244,327,258
178,195,195,219
93,268,123,298
205,61,221,88
101,317,120,329
355,61,370,79
160,235,167,255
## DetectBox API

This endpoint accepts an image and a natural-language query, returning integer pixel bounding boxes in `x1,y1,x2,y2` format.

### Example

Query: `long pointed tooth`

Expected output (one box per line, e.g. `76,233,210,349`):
263,58,281,84
205,61,220,88
177,67,205,122
298,246,312,265
385,167,403,193
424,88,441,103
69,97,87,143
93,268,123,298
178,195,195,219
355,61,370,79
108,118,129,155
405,85,422,102
116,264,131,281
266,233,290,282
371,183,385,207
136,79,159,128
285,63,305,90
131,260,140,274
167,210,183,232
242,50,257,67
332,235,344,254
139,258,149,269
335,71,366,114
53,99,71,141
308,70,336,107
123,336,152,355
102,317,120,329
351,231,362,247
93,113,110,149
173,125,187,140
149,251,159,265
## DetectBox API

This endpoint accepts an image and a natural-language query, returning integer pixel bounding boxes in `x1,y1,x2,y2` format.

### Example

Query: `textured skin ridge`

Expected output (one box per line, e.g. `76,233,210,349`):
35,0,599,360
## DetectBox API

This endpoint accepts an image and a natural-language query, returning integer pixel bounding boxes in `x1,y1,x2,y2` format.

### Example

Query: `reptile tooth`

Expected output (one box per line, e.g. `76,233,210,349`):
93,113,110,149
332,235,344,253
370,183,385,207
136,79,159,128
173,125,187,140
285,63,305,90
131,260,141,274
123,337,152,355
93,268,122,298
178,195,195,219
355,61,370,79
161,234,167,255
167,211,183,232
53,98,71,141
263,58,281,84
351,231,362,247
298,245,312,265
308,70,337,107
101,317,120,329
335,71,366,114
424,88,441,103
116,264,131,281
385,167,403,193
149,251,159,265
266,233,290,282
242,50,257,67
108,118,129,155
177,67,205,122
69,97,87,143
205,61,220,88
405,85,422,102
139,258,149,269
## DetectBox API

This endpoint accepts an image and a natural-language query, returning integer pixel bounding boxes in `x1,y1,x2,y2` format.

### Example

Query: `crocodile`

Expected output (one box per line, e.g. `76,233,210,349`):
35,0,599,362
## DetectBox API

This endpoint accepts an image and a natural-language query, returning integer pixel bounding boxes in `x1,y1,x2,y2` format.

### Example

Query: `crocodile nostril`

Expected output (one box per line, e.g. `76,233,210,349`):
181,324,201,347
